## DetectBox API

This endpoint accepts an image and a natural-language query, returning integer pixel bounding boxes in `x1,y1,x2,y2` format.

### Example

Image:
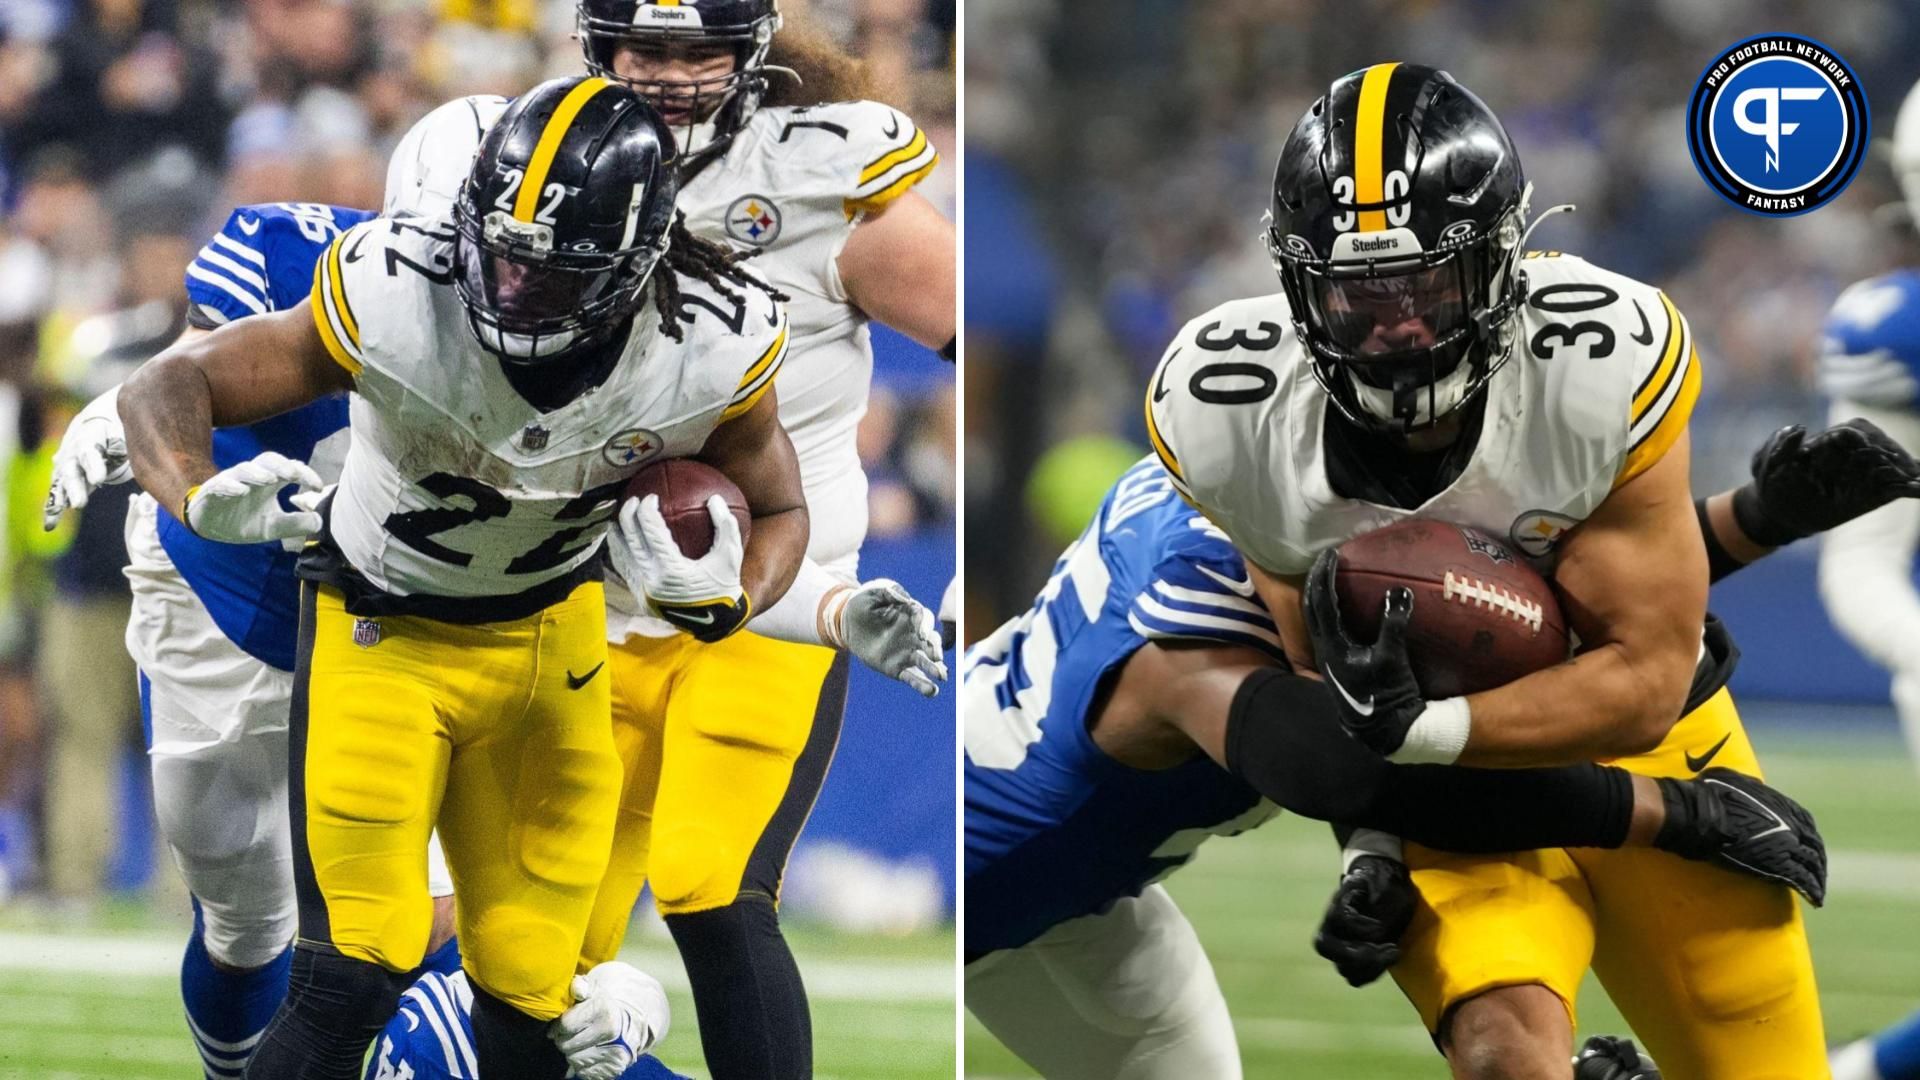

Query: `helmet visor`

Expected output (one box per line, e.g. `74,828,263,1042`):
1306,257,1472,362
457,229,623,333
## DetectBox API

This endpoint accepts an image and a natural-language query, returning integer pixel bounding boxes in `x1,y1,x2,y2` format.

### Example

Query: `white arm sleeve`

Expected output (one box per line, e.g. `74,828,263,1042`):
1818,399,1920,674
744,556,850,648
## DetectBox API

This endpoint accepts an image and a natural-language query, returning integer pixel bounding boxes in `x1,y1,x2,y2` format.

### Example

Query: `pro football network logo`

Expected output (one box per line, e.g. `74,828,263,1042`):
1686,33,1868,217
725,195,783,246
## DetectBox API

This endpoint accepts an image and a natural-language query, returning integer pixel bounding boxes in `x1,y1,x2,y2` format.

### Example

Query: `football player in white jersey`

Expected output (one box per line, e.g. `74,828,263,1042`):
119,78,809,1080
1146,63,1833,1079
559,4,953,1075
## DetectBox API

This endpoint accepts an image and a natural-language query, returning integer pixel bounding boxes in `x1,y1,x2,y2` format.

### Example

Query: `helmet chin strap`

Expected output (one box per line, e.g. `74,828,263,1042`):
474,324,580,361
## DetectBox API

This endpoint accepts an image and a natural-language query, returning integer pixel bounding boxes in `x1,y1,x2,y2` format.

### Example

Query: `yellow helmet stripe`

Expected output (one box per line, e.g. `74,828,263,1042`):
515,77,614,222
1353,62,1400,233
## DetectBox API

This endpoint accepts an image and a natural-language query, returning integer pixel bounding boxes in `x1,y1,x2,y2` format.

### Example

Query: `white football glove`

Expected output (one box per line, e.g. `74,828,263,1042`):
548,961,669,1080
183,452,326,544
43,385,131,530
938,576,958,650
824,579,947,696
611,494,751,642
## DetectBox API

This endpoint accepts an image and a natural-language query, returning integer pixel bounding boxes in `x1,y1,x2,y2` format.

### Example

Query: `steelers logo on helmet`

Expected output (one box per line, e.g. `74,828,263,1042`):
452,76,679,366
725,194,783,245
575,0,782,169
1267,62,1538,437
1686,34,1869,217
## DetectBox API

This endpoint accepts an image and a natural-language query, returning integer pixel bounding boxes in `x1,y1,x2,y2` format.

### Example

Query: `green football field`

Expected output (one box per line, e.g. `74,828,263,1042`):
966,716,1920,1078
0,918,954,1080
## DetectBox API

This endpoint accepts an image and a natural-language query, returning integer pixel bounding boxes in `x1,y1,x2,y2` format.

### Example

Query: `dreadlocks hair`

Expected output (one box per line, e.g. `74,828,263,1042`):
650,211,790,342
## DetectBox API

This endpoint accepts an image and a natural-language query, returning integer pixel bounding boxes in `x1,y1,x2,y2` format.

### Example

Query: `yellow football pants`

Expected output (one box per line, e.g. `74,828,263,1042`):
1391,688,1827,1080
291,582,622,1019
579,629,847,967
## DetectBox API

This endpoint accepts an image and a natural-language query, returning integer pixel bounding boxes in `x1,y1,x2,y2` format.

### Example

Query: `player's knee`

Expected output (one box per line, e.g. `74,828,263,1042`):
459,910,578,1019
200,898,296,971
649,827,746,913
1444,988,1572,1080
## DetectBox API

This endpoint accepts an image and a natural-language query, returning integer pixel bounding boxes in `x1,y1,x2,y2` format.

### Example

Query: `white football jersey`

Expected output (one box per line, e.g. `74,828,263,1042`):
1145,253,1701,577
308,216,788,610
606,99,940,640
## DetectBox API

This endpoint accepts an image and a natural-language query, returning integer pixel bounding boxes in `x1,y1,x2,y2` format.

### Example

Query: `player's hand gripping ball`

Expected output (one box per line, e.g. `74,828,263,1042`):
612,459,754,643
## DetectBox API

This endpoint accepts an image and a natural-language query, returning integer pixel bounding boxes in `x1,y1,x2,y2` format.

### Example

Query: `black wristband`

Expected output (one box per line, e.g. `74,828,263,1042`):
1695,496,1747,584
1730,480,1803,548
1223,668,1636,851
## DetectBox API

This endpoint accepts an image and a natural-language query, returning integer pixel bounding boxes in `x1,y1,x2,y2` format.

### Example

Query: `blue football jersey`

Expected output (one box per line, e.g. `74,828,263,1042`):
157,202,370,671
963,458,1285,955
1819,268,1920,409
365,971,690,1080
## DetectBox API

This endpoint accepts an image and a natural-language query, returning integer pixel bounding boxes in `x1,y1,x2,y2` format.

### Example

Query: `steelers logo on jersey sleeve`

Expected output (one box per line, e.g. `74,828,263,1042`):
603,428,664,468
1510,510,1579,560
725,195,783,246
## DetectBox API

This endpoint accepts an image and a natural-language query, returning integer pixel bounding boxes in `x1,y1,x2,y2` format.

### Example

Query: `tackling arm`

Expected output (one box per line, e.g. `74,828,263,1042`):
695,387,809,618
1818,403,1920,672
123,301,351,524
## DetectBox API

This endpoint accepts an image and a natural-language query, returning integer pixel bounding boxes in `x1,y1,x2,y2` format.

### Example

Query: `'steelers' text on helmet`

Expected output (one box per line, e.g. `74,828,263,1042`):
1268,63,1529,436
454,76,679,365
576,0,781,170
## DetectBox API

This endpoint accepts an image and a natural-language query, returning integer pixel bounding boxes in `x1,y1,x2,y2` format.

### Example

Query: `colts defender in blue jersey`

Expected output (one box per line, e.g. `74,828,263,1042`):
1820,78,1920,1080
963,455,1870,1079
43,184,478,1074
365,965,688,1080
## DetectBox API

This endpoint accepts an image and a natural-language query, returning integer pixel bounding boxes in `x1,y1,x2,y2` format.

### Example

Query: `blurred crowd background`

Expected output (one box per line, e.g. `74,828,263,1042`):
0,0,955,928
963,0,1920,633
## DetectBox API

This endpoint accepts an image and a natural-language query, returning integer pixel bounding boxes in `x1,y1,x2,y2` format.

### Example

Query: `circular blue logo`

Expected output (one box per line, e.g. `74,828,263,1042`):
1687,34,1868,216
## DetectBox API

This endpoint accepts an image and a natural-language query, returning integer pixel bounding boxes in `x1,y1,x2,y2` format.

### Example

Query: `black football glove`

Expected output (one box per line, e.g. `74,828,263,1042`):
1574,1035,1661,1079
1654,767,1826,906
1303,549,1428,758
1733,419,1920,547
1313,854,1416,987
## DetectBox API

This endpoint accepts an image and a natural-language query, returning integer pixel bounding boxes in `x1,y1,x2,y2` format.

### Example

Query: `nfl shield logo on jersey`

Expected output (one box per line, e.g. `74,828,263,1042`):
519,423,551,451
725,195,783,246
352,617,383,648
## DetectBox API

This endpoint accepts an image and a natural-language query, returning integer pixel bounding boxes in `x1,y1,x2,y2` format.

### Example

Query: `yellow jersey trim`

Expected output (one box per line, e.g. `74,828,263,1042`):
859,128,929,186
1354,62,1400,233
309,246,362,378
1143,388,1185,485
721,322,789,422
517,78,613,222
844,155,939,220
1619,345,1700,487
1631,292,1685,425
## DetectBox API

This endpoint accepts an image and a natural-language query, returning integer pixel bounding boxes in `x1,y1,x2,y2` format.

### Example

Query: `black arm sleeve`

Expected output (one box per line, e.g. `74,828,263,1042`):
1697,495,1750,583
1223,668,1635,852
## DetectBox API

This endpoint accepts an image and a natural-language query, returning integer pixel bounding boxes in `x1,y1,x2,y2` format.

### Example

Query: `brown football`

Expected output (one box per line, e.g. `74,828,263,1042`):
624,459,751,560
1332,518,1569,698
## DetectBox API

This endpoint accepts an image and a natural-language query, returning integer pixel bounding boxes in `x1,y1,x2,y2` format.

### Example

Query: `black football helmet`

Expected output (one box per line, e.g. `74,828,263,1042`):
453,76,679,364
1268,63,1536,436
576,0,781,169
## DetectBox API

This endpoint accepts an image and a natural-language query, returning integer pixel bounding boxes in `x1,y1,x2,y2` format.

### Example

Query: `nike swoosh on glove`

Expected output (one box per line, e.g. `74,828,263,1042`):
549,962,669,1080
183,452,326,544
1302,548,1431,759
1313,854,1415,987
828,579,948,696
1574,1035,1662,1079
43,385,131,530
1654,767,1827,905
611,494,752,643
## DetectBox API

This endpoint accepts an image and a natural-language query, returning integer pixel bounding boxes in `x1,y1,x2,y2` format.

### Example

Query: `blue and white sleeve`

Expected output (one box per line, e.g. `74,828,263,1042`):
1819,274,1920,410
364,971,476,1080
1125,554,1285,658
184,208,274,327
